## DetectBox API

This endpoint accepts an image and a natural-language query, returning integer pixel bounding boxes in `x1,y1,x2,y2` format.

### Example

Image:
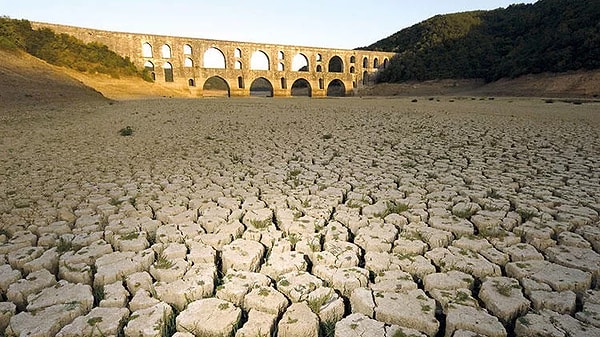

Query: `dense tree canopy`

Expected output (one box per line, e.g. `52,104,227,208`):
0,17,150,80
360,0,600,82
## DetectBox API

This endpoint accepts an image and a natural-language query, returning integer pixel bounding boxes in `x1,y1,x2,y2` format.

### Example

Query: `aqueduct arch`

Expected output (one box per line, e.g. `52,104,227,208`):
31,22,396,97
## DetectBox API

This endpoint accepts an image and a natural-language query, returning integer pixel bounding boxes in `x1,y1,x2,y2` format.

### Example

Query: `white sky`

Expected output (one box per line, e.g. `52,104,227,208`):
1,0,537,49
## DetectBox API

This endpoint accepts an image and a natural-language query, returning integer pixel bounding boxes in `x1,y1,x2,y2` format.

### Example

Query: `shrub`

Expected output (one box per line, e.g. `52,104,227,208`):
119,126,133,136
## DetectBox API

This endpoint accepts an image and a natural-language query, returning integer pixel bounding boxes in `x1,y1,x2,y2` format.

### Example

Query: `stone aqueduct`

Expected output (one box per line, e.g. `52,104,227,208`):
32,22,396,97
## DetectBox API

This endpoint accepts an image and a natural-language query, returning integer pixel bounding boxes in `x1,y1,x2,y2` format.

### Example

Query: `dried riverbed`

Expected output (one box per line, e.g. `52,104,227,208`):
0,97,599,337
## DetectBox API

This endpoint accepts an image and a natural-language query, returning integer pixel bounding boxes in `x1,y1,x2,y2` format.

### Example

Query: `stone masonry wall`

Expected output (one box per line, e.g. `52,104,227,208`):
32,22,396,97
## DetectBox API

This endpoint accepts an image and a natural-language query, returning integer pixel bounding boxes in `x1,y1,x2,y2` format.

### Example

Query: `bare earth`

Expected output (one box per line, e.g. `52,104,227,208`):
1,51,600,337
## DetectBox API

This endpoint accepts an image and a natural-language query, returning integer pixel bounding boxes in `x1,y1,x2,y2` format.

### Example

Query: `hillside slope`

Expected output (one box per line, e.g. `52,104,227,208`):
0,49,106,107
364,0,600,83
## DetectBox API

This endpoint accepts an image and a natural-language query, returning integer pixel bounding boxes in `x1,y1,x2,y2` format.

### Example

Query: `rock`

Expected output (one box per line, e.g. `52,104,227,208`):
479,276,530,324
98,249,153,286
557,231,591,249
56,306,129,337
371,269,417,293
315,266,369,298
354,222,398,252
113,231,150,252
429,288,478,313
306,286,345,324
0,302,16,334
150,258,189,283
242,208,274,229
216,270,272,307
501,243,544,261
277,302,320,337
313,240,360,268
7,269,57,310
235,309,277,337
545,245,600,284
276,271,323,302
154,263,215,311
506,260,592,294
428,215,475,237
260,251,307,280
176,298,241,337
423,270,474,292
22,247,59,276
392,238,428,255
129,289,160,312
529,290,576,314
186,241,216,264
334,313,384,337
516,309,600,337
7,246,44,272
0,264,21,295
125,302,173,337
126,271,154,294
222,239,265,273
6,301,88,337
26,280,93,313
373,289,439,336
445,304,506,337
576,290,600,328
350,287,375,318
243,286,289,316
425,247,502,280
99,281,129,308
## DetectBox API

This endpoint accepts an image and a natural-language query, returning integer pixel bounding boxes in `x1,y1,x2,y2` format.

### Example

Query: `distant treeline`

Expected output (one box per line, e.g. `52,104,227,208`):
0,17,151,80
360,0,600,82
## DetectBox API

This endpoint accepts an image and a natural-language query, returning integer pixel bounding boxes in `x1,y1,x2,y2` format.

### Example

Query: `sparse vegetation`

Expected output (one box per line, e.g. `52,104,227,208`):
154,253,174,269
119,126,134,136
56,236,74,253
0,17,149,79
307,290,332,314
377,201,409,218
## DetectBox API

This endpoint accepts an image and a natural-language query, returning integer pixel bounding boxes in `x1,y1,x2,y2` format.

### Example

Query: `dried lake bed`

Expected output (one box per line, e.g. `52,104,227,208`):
0,97,599,337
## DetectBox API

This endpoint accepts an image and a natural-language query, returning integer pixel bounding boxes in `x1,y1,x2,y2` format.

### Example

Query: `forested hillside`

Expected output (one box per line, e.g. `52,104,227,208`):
363,0,600,82
0,17,150,80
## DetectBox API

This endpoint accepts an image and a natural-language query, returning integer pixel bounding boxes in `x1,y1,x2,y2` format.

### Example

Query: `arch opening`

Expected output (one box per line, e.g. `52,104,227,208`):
142,43,153,58
188,79,195,87
316,65,322,72
328,56,343,73
278,63,285,71
235,61,242,70
350,66,355,73
204,47,226,69
292,53,309,72
184,58,193,67
363,57,369,68
374,58,380,68
291,79,312,97
144,61,155,81
203,76,230,97
250,77,273,97
163,62,173,82
250,50,270,70
362,71,369,85
183,44,192,55
383,58,389,68
161,44,171,58
234,48,241,58
326,79,345,97
350,56,356,63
